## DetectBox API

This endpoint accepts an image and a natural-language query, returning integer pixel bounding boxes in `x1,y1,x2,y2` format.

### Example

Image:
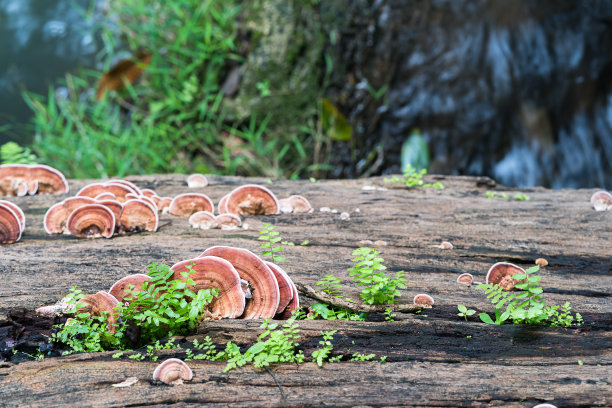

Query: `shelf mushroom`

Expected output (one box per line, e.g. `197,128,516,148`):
109,274,152,305
188,211,217,230
276,278,300,320
456,273,474,285
0,202,23,244
66,203,116,238
152,358,193,385
170,256,246,319
77,182,136,203
224,185,280,216
485,262,526,291
186,174,208,188
215,213,241,230
413,294,434,308
590,190,612,211
265,262,294,314
278,195,313,214
77,291,120,333
169,193,214,217
29,164,69,194
0,200,25,232
199,246,280,319
118,199,158,232
44,197,97,234
0,164,68,196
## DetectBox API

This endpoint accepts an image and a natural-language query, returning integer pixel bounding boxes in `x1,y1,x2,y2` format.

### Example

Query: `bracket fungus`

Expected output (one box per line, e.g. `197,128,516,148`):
152,358,193,385
170,256,246,319
44,197,97,234
77,291,120,333
0,202,23,243
265,262,294,314
199,246,280,319
224,185,280,216
95,192,116,201
485,262,527,291
77,182,137,203
66,204,116,238
119,199,158,232
187,174,208,188
278,195,313,214
0,164,68,196
169,193,214,217
216,213,242,230
590,190,612,211
456,273,474,285
217,193,230,214
109,273,152,305
0,200,25,232
188,211,217,230
413,294,435,308
276,278,300,320
157,197,172,213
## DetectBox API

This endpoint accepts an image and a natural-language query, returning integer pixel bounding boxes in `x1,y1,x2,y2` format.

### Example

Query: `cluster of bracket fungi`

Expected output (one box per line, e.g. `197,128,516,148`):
44,179,160,238
0,164,68,197
176,174,313,231
62,246,299,336
455,261,534,290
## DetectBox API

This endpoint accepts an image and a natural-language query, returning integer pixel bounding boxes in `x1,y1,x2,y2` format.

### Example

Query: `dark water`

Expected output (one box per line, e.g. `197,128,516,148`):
0,0,97,144
1,0,611,188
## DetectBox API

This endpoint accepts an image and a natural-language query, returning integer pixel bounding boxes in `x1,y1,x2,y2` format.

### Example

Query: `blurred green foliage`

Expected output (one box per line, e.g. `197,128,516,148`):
24,0,324,179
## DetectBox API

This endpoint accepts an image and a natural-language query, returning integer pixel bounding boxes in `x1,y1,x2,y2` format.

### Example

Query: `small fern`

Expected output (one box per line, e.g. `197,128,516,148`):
1,142,38,165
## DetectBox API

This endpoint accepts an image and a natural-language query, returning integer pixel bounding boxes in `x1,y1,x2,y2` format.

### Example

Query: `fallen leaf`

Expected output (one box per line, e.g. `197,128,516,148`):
97,52,152,100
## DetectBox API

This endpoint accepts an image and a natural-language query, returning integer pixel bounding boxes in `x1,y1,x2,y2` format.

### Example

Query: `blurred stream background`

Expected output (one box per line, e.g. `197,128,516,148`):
1,0,611,188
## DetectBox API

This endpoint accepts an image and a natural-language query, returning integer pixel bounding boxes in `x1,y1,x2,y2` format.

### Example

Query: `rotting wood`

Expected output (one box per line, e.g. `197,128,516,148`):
0,174,610,407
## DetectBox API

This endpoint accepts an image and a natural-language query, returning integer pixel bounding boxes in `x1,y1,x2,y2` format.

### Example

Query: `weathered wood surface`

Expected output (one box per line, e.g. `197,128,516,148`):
0,174,610,407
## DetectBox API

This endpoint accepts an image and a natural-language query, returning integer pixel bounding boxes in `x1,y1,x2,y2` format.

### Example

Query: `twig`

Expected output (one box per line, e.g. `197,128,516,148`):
264,366,286,400
295,283,423,313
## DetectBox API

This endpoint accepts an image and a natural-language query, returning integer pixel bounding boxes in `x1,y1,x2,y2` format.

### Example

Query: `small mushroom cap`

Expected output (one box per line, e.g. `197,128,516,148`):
217,193,230,215
278,198,292,214
15,180,28,197
26,179,38,195
187,174,208,188
152,358,193,385
531,404,557,408
139,195,158,212
66,203,115,238
140,188,158,198
43,202,70,234
413,294,434,308
439,241,453,249
590,190,612,211
119,199,158,232
216,213,242,230
0,200,25,232
535,258,548,267
169,193,214,217
29,165,69,194
286,195,314,214
77,182,135,203
78,291,120,333
225,185,280,216
158,197,172,213
485,262,526,291
170,256,246,319
0,203,22,244
109,273,152,305
0,164,30,196
63,196,98,213
188,211,217,229
107,179,141,194
265,262,294,314
456,273,474,285
199,246,280,319
276,278,299,320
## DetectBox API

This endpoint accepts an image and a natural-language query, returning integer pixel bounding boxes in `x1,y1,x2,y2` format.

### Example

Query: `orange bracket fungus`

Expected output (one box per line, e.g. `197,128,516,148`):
119,199,158,233
66,203,116,238
187,174,209,188
456,273,474,285
215,213,242,230
224,185,280,216
217,193,230,214
0,164,68,196
109,274,152,305
590,190,612,211
265,261,294,314
29,165,69,194
77,182,135,203
169,193,214,217
157,197,172,214
152,358,193,385
170,256,245,319
78,291,120,333
44,197,97,234
94,192,116,201
188,211,217,230
276,278,299,320
0,200,25,232
199,246,280,319
485,262,526,291
0,202,23,244
278,195,313,214
413,294,435,308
